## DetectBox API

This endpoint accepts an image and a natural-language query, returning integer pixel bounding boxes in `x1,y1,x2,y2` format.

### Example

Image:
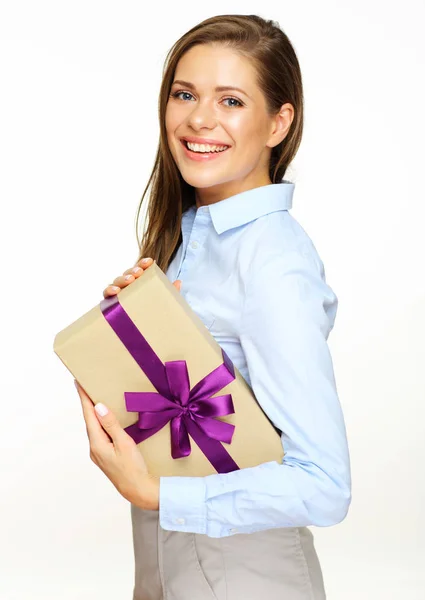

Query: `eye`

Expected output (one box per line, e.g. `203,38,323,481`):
171,91,195,102
171,92,192,100
170,90,244,108
222,97,243,108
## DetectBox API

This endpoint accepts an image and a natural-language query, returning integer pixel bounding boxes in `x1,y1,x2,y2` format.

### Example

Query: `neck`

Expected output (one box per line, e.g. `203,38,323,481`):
195,176,273,209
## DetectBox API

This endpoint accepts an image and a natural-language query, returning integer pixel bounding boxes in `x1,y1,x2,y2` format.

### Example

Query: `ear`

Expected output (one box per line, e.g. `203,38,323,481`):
266,102,295,149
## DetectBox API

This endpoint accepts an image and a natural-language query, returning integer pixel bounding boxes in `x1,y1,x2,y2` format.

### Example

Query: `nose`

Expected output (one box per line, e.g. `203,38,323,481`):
187,99,217,130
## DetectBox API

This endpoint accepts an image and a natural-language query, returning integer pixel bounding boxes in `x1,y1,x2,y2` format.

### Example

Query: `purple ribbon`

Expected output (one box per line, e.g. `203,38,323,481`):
100,293,240,473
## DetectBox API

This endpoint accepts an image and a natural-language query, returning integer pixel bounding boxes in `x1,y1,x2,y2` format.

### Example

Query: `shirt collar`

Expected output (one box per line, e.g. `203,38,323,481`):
182,181,294,235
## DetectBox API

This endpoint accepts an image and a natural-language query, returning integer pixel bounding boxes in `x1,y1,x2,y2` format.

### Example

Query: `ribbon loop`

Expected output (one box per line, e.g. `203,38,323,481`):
165,360,190,407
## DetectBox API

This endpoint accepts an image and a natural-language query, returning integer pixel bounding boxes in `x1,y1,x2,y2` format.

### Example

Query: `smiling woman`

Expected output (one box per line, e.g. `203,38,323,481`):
104,12,350,600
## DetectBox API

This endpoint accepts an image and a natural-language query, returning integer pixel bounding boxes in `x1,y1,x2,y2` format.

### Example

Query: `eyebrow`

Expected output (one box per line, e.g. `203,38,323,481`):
171,79,252,100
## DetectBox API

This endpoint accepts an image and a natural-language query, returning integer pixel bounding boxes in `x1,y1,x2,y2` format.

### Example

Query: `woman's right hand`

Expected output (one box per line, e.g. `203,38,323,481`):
103,257,182,298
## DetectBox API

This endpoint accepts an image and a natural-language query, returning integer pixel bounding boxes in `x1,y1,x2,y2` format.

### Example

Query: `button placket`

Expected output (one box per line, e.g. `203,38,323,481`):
187,208,209,254
179,210,215,330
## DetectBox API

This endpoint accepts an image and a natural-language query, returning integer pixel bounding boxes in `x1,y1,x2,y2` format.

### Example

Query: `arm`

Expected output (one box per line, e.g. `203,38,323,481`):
159,243,351,538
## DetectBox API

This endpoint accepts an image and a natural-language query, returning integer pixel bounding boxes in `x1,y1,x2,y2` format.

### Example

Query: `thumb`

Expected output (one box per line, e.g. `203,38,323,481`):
173,279,182,293
94,402,132,445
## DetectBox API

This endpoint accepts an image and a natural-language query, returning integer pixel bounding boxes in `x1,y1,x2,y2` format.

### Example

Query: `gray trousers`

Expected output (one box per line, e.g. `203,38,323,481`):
130,504,326,600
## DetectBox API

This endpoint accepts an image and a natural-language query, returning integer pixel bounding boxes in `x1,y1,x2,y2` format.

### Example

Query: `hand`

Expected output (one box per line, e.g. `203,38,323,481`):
75,379,159,510
103,256,181,297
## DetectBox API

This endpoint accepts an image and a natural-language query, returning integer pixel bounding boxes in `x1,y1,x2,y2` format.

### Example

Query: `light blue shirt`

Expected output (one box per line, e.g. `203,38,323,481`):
159,181,351,538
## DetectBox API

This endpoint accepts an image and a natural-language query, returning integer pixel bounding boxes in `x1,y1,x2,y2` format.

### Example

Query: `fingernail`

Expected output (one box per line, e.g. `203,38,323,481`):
132,267,142,273
95,403,109,417
124,274,133,280
110,286,120,291
141,257,152,264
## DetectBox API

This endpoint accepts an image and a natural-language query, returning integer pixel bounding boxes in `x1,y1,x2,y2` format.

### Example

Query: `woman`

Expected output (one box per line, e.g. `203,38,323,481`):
76,14,351,600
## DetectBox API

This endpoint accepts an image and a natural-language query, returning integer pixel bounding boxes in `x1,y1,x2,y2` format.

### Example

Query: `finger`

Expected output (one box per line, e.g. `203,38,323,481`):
103,271,140,298
103,259,154,297
123,266,144,279
90,398,132,448
75,380,112,445
103,285,121,298
173,279,182,293
112,273,136,288
135,257,153,269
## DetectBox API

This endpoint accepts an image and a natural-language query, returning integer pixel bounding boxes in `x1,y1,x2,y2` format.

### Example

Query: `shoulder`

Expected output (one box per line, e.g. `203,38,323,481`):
240,211,338,333
240,210,326,280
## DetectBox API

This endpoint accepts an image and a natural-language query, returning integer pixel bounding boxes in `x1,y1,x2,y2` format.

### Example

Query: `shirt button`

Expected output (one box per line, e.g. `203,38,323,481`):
191,241,199,249
176,518,186,525
229,528,238,534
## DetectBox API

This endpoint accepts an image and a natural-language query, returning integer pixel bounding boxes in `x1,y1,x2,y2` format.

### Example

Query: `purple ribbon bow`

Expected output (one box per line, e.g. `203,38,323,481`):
100,293,240,473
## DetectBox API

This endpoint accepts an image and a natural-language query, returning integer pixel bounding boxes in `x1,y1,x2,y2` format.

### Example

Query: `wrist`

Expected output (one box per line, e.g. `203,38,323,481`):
136,474,160,510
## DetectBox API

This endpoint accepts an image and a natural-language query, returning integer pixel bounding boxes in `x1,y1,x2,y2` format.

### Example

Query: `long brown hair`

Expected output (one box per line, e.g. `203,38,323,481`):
135,14,304,273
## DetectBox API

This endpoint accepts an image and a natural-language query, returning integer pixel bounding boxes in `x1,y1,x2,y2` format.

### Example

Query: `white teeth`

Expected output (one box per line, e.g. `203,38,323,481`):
186,141,229,153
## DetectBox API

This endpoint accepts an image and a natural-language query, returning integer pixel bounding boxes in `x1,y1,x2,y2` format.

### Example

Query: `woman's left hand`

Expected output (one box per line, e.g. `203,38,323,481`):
74,379,159,510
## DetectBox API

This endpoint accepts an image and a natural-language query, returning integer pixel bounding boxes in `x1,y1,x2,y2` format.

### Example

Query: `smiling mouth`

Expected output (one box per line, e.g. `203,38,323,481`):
179,139,231,154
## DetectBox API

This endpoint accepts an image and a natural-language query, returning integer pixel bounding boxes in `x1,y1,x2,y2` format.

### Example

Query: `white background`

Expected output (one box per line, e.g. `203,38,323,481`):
1,1,424,598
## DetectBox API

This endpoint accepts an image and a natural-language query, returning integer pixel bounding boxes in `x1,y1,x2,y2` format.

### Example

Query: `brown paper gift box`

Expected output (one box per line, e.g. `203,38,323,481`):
53,261,284,477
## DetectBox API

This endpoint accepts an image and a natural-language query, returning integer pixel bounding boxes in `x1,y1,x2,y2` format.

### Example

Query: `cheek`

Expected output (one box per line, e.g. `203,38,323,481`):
165,101,189,129
164,109,179,154
227,112,262,147
164,106,174,135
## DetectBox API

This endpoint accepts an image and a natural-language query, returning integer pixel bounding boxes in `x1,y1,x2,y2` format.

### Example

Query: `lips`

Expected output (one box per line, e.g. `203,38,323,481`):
179,138,231,161
180,138,230,149
180,136,231,147
180,139,230,153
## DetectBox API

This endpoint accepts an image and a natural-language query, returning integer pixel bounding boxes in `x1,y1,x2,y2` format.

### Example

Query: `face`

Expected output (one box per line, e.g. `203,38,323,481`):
165,43,293,206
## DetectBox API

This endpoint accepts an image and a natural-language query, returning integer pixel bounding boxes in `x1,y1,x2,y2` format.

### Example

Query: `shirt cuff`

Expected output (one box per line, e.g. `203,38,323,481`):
159,476,207,534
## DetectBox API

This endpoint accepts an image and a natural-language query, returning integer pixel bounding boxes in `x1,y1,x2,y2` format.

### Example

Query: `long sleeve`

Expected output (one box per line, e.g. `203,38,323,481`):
159,241,351,538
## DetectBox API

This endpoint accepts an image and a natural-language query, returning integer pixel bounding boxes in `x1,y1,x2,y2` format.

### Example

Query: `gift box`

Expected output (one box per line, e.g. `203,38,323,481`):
53,261,284,477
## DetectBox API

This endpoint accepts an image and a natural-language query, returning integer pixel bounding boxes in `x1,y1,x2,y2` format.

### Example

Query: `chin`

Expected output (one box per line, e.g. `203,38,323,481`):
178,169,225,189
